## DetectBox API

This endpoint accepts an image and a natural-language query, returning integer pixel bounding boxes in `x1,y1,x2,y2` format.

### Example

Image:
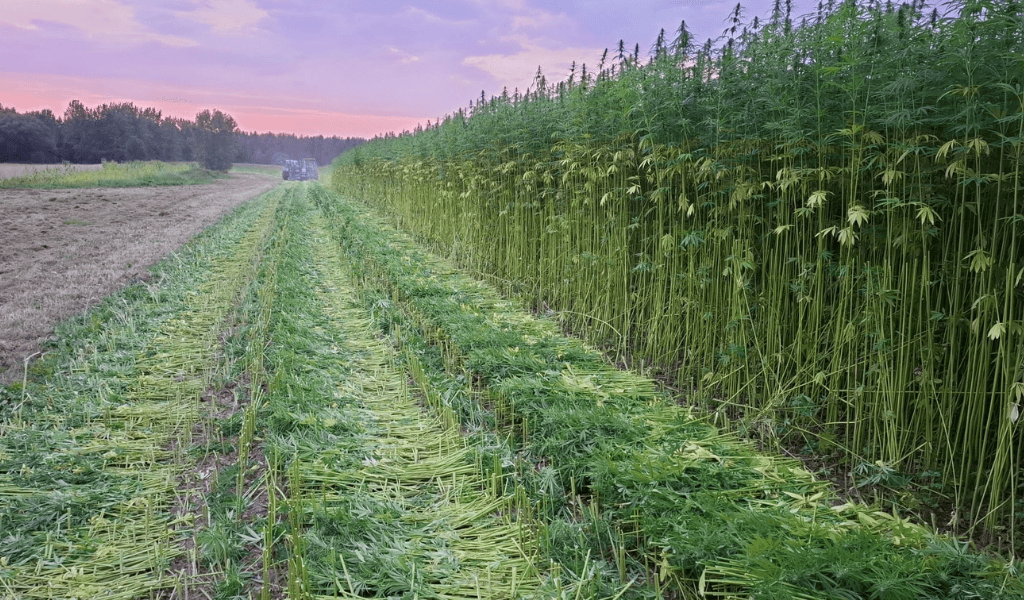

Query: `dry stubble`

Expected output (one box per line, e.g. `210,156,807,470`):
0,172,279,383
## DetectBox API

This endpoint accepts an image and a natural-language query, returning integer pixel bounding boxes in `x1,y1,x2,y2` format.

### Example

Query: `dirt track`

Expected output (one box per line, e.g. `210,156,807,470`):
0,173,279,383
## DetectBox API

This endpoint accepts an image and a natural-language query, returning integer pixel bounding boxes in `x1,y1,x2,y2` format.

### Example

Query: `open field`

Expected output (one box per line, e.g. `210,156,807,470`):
0,172,278,383
3,181,1017,599
0,163,103,180
1,1,1018,595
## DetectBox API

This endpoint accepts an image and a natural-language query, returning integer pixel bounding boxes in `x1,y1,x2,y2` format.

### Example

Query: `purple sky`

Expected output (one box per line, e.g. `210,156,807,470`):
1,0,816,138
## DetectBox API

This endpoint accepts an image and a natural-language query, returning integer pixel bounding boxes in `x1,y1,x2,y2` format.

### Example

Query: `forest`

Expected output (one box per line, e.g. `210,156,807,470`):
0,100,363,166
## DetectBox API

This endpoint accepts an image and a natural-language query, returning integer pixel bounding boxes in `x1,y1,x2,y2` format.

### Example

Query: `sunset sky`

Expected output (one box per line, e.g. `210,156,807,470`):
1,0,816,139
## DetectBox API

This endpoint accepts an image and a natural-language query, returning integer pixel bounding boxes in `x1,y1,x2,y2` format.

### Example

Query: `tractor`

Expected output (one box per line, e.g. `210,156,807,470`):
282,158,318,181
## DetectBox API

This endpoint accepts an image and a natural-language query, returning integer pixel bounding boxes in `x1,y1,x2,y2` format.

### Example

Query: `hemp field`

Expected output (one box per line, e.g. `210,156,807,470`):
1,181,1019,599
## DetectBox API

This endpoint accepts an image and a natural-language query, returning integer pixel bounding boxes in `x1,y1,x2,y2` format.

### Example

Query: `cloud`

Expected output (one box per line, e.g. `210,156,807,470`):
179,0,268,33
0,71,220,116
0,0,197,47
401,6,450,24
0,70,419,138
463,35,602,93
388,47,421,65
225,104,428,137
457,1,605,93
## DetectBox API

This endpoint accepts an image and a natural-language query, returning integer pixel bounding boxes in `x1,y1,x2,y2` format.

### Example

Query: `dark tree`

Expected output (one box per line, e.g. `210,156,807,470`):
60,100,98,162
194,109,237,171
0,106,58,162
0,101,363,166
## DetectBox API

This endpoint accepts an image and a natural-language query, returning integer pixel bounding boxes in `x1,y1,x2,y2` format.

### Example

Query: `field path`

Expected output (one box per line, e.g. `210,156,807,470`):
0,173,279,383
227,187,543,598
291,206,540,597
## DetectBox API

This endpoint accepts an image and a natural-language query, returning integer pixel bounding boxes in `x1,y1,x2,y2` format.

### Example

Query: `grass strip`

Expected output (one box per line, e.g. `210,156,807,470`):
0,187,282,598
0,161,223,189
231,164,283,177
311,184,1023,599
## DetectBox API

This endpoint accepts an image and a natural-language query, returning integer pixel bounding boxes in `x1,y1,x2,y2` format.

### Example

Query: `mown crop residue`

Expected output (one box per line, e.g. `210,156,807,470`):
0,189,278,598
162,189,284,600
260,189,548,598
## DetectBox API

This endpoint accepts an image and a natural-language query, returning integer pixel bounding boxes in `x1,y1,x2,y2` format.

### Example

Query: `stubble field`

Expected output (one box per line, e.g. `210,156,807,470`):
0,172,278,383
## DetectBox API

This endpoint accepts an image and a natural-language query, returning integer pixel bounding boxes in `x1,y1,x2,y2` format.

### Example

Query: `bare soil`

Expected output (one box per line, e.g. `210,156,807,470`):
0,173,279,383
0,163,103,180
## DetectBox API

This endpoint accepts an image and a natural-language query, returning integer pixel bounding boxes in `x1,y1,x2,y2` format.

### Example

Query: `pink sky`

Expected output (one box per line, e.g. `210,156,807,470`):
1,0,814,139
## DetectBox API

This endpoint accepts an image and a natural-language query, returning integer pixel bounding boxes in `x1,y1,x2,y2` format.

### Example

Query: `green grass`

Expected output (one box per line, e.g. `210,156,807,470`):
230,163,283,177
0,161,224,189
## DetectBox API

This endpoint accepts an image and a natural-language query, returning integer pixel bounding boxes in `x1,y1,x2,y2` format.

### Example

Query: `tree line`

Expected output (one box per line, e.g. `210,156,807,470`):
0,100,363,167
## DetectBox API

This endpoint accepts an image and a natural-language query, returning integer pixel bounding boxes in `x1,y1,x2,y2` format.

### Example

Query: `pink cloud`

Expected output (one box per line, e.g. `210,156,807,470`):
226,105,427,138
0,71,419,139
1,0,196,46
463,35,603,94
177,0,268,33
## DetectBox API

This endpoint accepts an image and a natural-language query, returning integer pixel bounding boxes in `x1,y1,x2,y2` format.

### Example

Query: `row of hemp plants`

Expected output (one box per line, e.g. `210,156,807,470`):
331,0,1024,548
